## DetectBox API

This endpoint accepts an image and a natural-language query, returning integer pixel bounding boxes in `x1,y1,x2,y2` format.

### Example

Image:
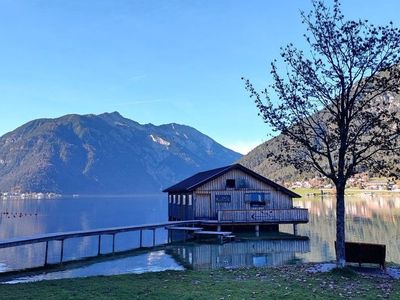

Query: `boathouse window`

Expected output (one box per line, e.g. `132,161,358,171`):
226,179,236,189
177,195,181,205
169,195,172,204
173,195,176,204
182,195,186,205
188,195,192,206
244,192,271,207
215,194,231,202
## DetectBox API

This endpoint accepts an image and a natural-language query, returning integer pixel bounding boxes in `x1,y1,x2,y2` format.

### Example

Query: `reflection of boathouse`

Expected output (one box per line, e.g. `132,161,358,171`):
166,238,310,270
163,164,308,231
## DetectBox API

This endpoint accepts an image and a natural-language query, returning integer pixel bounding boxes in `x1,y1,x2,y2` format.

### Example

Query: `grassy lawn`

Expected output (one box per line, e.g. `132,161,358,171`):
0,265,399,299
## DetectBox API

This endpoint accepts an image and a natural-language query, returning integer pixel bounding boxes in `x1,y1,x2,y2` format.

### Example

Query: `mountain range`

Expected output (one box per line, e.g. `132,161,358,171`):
0,112,241,194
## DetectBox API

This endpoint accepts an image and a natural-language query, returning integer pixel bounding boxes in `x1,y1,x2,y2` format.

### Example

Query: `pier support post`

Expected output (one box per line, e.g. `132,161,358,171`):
217,225,221,232
97,235,101,256
255,225,260,237
44,241,49,266
112,233,115,253
293,224,298,236
140,230,143,248
152,228,156,247
60,239,64,263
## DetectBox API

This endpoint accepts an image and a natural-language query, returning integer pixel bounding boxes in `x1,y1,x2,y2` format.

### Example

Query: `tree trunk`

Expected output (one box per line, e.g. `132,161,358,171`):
335,183,346,268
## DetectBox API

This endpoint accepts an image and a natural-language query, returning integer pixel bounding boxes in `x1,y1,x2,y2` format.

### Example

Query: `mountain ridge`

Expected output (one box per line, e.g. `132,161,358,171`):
0,112,241,194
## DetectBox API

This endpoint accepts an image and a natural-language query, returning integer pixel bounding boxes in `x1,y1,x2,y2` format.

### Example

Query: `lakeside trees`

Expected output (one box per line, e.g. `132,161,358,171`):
243,0,400,267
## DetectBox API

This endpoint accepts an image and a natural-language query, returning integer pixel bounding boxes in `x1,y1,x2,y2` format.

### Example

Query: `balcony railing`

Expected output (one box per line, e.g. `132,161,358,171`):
217,208,308,223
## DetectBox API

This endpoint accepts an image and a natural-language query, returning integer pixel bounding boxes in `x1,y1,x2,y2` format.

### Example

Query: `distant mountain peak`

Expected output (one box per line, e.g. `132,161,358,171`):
0,113,241,194
99,111,123,118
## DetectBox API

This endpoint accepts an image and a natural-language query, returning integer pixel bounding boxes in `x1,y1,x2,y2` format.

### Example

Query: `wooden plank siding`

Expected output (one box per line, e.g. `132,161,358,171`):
217,208,308,223
195,193,212,219
192,169,296,221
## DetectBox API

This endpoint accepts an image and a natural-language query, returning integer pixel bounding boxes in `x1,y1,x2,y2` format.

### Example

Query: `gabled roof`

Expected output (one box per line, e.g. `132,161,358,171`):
162,163,301,198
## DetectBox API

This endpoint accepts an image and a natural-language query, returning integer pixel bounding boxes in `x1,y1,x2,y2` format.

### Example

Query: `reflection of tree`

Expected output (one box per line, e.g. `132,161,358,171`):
290,195,400,263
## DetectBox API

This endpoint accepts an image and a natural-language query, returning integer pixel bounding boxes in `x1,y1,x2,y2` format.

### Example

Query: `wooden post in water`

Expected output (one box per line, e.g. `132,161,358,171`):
152,228,156,247
139,230,143,248
60,239,64,263
44,241,49,266
97,235,101,256
255,225,260,237
293,224,298,236
112,233,115,253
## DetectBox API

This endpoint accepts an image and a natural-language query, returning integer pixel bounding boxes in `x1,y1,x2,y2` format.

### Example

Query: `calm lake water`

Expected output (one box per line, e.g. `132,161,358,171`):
0,192,400,282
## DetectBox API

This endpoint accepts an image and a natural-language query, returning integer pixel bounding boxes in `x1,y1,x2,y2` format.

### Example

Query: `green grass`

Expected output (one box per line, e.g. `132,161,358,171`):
0,265,399,299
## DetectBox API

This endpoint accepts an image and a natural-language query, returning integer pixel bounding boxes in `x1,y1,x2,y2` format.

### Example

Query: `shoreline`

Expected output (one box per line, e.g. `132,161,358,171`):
293,187,400,197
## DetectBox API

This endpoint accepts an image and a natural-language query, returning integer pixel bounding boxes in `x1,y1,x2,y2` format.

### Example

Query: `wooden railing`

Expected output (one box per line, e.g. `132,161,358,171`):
217,208,308,223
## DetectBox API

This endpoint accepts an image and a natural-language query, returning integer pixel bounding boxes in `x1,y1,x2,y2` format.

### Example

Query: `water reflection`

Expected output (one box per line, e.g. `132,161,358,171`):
166,238,310,270
3,250,184,284
1,238,310,283
282,193,400,263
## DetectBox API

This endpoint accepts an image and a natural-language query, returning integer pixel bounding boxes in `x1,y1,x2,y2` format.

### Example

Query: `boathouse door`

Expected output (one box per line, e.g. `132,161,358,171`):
196,193,211,219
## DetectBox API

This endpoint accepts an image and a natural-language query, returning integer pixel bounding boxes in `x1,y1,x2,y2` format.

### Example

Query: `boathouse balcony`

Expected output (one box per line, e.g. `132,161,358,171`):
217,208,308,224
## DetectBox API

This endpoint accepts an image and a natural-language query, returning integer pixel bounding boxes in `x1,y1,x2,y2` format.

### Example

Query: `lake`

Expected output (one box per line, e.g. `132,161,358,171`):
0,192,400,282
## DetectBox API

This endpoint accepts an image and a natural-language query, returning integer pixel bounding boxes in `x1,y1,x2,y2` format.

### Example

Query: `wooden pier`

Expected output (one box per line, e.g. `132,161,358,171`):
0,220,200,268
165,225,235,242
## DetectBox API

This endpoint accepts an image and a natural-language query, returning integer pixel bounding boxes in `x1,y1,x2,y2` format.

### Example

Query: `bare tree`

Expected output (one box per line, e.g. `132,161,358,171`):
243,0,400,267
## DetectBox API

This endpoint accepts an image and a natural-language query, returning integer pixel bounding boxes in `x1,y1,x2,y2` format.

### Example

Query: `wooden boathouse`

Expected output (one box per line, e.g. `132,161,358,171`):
163,164,308,232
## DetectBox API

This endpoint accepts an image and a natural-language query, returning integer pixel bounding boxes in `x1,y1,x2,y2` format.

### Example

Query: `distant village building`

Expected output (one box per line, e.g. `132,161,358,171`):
163,164,308,232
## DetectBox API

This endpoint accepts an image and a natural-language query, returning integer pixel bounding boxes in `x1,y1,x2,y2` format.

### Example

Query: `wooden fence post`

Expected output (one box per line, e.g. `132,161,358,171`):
44,241,49,266
60,239,64,263
112,233,115,253
98,235,101,256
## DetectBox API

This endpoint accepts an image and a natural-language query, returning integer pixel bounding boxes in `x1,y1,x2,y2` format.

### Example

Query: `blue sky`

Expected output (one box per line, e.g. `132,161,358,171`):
1,1,400,154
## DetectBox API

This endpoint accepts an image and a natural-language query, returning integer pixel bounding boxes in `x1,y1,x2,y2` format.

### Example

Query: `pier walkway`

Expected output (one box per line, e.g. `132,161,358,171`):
0,220,200,268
